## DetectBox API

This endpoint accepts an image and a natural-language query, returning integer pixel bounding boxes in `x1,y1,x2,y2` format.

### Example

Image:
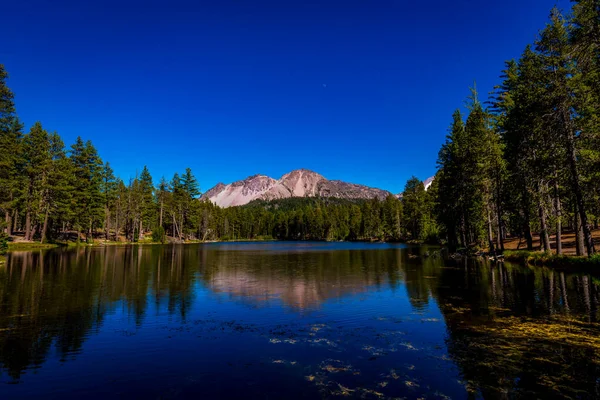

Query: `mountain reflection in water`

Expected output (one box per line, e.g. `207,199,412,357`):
0,243,599,399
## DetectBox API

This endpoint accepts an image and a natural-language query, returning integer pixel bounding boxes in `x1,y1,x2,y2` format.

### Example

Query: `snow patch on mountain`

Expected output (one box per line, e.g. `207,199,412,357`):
396,176,435,199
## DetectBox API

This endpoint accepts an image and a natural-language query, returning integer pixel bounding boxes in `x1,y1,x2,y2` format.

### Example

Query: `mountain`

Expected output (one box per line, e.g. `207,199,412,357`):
396,176,435,199
202,169,392,207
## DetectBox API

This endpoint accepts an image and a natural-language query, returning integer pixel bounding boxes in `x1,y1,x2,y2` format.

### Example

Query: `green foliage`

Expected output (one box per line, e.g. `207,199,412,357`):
504,250,600,268
70,137,104,241
435,3,600,257
0,232,8,255
0,0,599,255
151,226,166,243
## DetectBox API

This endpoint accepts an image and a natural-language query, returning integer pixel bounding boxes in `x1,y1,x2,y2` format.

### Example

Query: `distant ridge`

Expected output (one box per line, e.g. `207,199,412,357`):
202,169,392,207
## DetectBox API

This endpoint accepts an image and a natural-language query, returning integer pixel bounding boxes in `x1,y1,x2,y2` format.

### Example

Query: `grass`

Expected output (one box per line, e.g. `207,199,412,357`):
504,250,600,269
6,236,277,251
7,242,61,251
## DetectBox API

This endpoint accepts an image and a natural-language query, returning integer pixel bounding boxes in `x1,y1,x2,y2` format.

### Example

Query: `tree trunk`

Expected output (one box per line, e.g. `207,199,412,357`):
180,212,184,241
105,206,110,241
495,215,503,253
5,192,13,236
31,224,38,241
131,218,136,242
522,188,534,250
495,179,504,252
139,219,143,240
575,204,585,256
41,206,49,244
5,211,11,236
523,216,533,251
539,203,551,252
87,218,93,243
554,180,562,255
12,209,18,234
565,119,595,256
114,211,119,242
159,200,163,227
487,205,495,256
460,212,467,248
172,213,180,240
25,210,31,241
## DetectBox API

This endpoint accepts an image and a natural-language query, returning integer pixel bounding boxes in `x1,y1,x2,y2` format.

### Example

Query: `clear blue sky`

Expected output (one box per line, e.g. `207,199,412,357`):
3,0,568,194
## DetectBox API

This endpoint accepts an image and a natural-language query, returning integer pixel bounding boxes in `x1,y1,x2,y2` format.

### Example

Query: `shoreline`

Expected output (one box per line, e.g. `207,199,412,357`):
6,237,423,252
503,250,600,271
8,242,599,273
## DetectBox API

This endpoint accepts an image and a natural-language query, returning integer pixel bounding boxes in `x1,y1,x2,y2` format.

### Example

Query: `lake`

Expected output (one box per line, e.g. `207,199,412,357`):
1,242,599,399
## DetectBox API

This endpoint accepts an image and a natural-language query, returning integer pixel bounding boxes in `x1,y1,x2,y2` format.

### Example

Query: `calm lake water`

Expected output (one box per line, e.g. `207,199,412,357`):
1,242,599,399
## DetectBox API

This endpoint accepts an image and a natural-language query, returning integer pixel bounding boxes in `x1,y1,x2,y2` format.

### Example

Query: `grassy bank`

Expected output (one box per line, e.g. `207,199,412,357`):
7,242,61,251
504,250,600,269
5,236,278,251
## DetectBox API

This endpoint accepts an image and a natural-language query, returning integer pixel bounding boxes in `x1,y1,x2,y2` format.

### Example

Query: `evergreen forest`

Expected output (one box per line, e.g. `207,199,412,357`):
1,0,599,257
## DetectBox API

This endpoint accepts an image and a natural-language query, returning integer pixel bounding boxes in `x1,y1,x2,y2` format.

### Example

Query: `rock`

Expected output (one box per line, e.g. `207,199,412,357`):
202,169,392,207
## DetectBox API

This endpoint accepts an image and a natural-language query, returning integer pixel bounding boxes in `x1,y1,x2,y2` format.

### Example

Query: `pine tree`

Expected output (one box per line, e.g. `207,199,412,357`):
436,110,465,248
138,166,154,237
101,162,117,240
536,8,595,255
382,194,402,240
180,168,200,237
42,132,72,242
70,137,104,242
156,177,169,228
0,66,22,235
21,122,51,241
403,177,426,240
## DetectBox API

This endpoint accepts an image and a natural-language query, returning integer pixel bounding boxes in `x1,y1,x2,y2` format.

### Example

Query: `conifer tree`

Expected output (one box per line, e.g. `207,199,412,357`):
21,122,51,240
70,137,104,242
403,177,426,240
138,166,154,236
0,66,22,235
536,8,595,255
101,162,117,240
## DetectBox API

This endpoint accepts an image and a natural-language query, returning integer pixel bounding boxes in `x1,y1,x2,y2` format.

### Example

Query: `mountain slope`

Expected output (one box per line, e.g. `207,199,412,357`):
202,169,391,207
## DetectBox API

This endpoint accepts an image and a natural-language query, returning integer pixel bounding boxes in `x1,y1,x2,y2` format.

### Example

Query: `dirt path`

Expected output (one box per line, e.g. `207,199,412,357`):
503,229,600,256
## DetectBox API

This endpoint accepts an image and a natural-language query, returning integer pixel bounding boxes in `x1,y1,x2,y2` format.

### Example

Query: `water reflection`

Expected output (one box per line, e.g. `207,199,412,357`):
203,248,409,310
433,259,600,398
0,244,599,398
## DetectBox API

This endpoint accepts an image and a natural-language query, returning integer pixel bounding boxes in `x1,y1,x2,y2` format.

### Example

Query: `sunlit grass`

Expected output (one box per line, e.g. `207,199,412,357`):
7,242,59,251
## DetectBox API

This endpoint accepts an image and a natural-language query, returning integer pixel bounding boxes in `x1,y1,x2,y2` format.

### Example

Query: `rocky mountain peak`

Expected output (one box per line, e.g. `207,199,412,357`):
280,169,325,197
202,169,393,207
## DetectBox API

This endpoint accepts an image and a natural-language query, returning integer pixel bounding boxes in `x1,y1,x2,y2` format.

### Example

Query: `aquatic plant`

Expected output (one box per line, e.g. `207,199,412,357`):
446,312,600,398
0,232,7,255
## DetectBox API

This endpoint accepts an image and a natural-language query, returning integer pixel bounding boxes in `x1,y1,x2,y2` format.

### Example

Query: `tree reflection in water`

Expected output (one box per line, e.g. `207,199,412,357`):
0,244,598,398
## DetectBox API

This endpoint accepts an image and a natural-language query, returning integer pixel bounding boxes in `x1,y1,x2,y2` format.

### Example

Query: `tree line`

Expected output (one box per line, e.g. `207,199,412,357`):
435,1,599,256
0,66,437,244
1,0,597,255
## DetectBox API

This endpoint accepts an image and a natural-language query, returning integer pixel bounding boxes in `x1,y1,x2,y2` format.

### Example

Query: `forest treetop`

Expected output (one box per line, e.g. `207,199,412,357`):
0,0,598,258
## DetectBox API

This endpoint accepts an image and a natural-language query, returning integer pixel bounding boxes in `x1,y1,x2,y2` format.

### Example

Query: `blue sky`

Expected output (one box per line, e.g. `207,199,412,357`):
3,0,569,194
